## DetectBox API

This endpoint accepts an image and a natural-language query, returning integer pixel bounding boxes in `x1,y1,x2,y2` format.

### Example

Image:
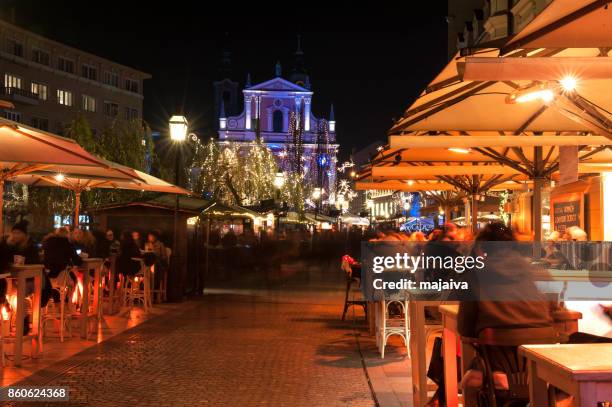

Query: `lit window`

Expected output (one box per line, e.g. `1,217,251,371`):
4,74,22,89
82,95,96,112
57,89,73,106
31,82,48,100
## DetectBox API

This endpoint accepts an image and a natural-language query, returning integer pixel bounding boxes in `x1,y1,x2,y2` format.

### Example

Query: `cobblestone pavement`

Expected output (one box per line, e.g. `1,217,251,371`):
9,293,376,407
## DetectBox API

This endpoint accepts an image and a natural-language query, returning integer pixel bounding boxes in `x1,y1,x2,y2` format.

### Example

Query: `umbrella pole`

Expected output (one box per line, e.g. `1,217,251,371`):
74,191,81,229
0,179,4,236
471,195,479,234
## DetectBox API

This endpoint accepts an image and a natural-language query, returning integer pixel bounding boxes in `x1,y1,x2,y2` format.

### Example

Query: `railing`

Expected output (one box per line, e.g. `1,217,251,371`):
0,86,40,100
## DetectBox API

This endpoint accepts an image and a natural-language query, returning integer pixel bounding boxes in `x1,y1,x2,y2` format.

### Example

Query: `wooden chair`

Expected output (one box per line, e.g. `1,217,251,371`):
467,326,561,407
40,268,74,348
377,300,410,358
340,259,367,321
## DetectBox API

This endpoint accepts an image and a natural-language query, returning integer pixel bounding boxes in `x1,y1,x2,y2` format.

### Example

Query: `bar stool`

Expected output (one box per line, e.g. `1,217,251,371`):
377,300,410,358
122,259,152,312
150,248,170,303
40,268,74,348
341,259,367,321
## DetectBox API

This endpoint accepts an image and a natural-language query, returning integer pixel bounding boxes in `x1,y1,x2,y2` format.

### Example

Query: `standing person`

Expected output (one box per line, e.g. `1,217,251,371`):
117,231,142,276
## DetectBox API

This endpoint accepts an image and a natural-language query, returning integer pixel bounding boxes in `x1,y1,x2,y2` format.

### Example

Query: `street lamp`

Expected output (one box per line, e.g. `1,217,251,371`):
312,187,322,201
169,115,188,142
169,114,187,300
273,172,285,236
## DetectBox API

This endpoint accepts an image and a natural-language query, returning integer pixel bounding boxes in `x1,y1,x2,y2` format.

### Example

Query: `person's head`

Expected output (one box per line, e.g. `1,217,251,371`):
475,222,514,242
147,230,159,243
72,228,84,242
10,220,29,245
441,222,458,241
121,230,134,243
105,229,115,241
55,227,70,238
566,226,587,242
132,231,140,241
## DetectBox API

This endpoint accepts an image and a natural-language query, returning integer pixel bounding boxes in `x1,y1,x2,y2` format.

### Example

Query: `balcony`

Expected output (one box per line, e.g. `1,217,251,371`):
0,87,40,106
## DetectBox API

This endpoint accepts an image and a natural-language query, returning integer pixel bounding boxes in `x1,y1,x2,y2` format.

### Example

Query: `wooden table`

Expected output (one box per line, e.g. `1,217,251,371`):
440,304,461,407
409,300,445,407
77,258,104,339
520,344,612,406
7,264,43,366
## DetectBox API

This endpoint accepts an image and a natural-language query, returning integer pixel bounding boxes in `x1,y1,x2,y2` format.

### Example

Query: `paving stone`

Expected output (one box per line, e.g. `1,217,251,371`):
7,295,376,407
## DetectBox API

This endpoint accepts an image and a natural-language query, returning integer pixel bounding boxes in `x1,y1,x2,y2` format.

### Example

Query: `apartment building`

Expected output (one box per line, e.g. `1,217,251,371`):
0,19,150,134
447,0,553,57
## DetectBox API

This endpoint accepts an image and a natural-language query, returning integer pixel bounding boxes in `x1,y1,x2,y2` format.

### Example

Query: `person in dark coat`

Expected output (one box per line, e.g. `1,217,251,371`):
0,220,40,265
42,227,82,306
117,231,142,276
43,227,82,278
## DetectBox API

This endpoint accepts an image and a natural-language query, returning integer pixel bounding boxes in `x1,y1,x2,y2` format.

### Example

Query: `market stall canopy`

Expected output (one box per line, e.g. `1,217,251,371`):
202,202,263,219
339,215,370,227
501,0,612,52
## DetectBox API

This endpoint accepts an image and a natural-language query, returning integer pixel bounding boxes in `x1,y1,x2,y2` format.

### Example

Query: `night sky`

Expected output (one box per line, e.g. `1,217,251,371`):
2,1,449,157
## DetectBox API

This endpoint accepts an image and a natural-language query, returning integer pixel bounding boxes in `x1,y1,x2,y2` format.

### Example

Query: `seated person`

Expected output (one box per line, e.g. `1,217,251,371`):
42,227,82,306
117,231,142,276
0,220,40,264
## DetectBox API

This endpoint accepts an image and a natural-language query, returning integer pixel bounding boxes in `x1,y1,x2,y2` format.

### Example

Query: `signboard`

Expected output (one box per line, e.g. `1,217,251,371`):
552,200,581,232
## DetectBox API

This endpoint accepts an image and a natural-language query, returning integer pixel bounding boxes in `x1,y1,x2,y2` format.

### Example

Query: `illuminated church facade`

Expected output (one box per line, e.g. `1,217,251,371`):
213,39,338,205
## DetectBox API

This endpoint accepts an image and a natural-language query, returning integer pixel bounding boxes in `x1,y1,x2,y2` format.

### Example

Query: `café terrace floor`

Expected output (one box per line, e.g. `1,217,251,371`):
1,260,421,406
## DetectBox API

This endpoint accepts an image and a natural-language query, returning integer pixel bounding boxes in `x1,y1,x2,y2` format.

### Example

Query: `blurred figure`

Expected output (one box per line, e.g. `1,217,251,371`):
221,228,237,248
42,227,82,306
105,229,120,255
117,231,141,276
132,231,144,250
144,230,167,267
71,228,96,256
0,220,39,264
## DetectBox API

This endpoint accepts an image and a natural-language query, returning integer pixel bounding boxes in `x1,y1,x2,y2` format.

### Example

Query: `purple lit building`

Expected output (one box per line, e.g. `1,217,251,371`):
214,41,338,203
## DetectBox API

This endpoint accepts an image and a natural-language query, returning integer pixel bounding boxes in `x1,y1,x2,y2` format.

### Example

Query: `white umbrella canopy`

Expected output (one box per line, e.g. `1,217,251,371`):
12,161,190,227
0,119,119,232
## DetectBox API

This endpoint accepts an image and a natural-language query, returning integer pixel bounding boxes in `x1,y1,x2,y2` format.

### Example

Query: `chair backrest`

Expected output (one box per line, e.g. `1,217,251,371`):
475,326,560,405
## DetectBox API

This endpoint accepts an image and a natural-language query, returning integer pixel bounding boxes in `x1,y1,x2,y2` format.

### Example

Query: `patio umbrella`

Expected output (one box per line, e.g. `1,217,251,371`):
0,119,122,233
12,162,190,227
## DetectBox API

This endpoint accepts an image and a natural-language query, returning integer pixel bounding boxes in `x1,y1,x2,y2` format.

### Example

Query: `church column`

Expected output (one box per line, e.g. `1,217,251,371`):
245,95,252,130
304,97,311,131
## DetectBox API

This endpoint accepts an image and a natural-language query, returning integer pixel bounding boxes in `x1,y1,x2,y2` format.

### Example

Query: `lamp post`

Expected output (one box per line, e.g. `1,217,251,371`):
273,172,285,236
169,115,187,301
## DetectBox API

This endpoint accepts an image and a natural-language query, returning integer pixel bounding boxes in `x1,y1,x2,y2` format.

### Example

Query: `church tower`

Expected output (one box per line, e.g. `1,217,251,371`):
288,35,310,89
213,33,239,130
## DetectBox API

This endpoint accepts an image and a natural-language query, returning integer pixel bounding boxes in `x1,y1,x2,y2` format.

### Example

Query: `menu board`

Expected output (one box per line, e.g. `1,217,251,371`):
552,200,581,232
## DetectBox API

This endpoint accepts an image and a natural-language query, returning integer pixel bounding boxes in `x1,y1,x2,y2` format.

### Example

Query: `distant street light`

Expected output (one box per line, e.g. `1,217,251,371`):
312,187,322,201
274,172,285,189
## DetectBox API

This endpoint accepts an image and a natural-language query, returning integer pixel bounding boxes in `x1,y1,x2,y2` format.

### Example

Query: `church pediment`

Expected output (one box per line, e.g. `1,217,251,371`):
246,77,310,93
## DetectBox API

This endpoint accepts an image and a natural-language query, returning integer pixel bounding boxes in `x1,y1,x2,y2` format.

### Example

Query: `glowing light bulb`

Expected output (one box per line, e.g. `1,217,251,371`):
560,76,577,92
448,148,471,154
55,173,65,182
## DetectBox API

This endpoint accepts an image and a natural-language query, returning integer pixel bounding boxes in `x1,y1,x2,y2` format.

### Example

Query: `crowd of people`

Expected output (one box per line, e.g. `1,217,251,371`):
0,219,170,327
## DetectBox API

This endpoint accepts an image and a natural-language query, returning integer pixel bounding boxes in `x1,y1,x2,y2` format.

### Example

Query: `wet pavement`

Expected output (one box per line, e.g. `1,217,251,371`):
7,259,382,406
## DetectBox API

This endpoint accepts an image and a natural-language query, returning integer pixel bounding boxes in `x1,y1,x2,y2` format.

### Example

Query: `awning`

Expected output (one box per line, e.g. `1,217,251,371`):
502,0,612,52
